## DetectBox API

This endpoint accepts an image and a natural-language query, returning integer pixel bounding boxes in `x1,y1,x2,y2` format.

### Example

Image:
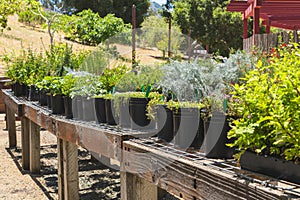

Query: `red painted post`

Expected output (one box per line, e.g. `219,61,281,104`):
253,8,260,34
243,18,248,39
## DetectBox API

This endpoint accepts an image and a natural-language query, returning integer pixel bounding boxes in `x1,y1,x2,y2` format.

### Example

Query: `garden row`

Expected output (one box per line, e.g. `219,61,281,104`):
5,43,300,185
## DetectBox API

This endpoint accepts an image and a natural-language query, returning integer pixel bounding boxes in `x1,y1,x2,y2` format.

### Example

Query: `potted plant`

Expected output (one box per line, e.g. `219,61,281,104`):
228,44,300,184
115,66,162,131
70,74,102,122
94,64,129,125
61,74,75,119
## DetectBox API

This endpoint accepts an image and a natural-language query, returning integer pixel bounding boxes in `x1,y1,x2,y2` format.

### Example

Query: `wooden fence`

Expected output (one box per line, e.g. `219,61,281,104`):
243,31,299,52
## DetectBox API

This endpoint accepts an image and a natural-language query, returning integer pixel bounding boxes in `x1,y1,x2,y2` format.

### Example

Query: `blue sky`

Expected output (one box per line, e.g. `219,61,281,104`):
152,0,166,5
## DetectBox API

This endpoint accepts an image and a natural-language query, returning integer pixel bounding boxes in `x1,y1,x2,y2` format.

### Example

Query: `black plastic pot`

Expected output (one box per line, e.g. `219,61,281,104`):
28,85,39,101
240,151,300,184
204,111,234,159
95,98,106,123
63,96,73,119
105,99,117,125
39,90,48,106
51,94,65,115
119,97,131,128
82,97,96,122
13,82,26,97
173,108,203,149
157,105,173,142
130,97,155,131
46,93,52,109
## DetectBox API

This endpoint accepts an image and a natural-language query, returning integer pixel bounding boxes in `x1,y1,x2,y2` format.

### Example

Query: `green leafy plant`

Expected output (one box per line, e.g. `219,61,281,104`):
228,44,300,162
70,75,104,98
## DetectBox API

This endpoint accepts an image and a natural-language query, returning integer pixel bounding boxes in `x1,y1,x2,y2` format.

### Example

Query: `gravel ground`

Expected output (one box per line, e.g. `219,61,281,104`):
0,113,179,200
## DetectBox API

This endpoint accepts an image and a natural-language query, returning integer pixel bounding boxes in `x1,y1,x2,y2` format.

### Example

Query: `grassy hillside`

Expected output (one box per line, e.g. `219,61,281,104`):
0,15,164,76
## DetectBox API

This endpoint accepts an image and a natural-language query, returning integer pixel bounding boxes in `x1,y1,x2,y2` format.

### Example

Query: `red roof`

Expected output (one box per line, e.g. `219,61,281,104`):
227,0,300,30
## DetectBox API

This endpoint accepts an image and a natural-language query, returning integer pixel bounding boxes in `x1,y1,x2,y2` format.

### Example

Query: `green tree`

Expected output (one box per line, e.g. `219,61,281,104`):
172,0,243,56
0,0,21,29
140,15,183,57
62,0,149,27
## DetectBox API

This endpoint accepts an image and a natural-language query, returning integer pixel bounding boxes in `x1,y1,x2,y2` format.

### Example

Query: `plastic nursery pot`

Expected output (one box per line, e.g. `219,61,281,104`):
46,93,52,109
73,96,83,120
28,85,39,101
240,151,300,184
204,111,234,159
94,98,107,123
157,105,173,142
130,97,155,131
82,97,96,122
173,107,203,149
63,96,73,119
119,97,131,129
51,94,65,115
13,82,26,97
105,99,117,125
39,90,48,106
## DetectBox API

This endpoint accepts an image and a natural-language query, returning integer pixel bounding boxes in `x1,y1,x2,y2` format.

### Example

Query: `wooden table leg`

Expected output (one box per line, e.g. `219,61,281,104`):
21,117,30,170
58,138,79,200
30,120,40,174
6,106,16,148
121,166,160,200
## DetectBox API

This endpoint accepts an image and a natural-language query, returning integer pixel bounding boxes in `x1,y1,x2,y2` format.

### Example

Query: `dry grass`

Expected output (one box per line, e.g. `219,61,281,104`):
0,15,165,76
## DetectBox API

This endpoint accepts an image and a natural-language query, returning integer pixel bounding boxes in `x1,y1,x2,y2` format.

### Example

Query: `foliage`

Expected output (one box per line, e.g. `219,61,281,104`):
17,0,45,27
172,0,243,56
61,9,127,46
70,74,104,98
0,0,21,29
46,43,89,76
61,74,75,96
156,60,209,102
100,64,130,93
36,76,63,95
140,15,184,56
115,66,163,92
228,44,300,162
5,49,49,85
78,46,120,75
62,0,149,27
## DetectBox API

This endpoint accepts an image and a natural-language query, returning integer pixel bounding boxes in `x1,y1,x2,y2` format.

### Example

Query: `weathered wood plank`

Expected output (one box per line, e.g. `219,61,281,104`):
58,138,64,200
29,120,40,174
7,106,16,148
2,90,23,117
63,140,79,200
123,141,296,200
21,117,30,170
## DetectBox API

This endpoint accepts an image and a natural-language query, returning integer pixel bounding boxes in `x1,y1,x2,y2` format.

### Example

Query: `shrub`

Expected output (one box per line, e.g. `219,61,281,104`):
228,44,300,161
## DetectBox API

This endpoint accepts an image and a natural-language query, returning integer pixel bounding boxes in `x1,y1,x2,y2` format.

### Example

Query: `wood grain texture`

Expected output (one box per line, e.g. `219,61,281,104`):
29,120,40,174
123,141,297,200
21,117,30,170
2,90,23,117
7,106,16,148
57,138,64,200
63,140,79,200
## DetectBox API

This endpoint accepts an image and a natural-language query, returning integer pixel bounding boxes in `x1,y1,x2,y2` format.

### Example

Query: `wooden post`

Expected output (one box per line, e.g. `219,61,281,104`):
6,106,16,148
243,18,248,39
58,138,65,200
58,138,79,200
132,4,136,68
21,117,30,170
121,171,159,200
168,17,171,58
30,120,40,174
253,8,260,35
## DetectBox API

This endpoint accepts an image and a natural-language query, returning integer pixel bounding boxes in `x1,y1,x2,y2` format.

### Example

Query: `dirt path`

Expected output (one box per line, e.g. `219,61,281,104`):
0,113,121,200
0,115,48,200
